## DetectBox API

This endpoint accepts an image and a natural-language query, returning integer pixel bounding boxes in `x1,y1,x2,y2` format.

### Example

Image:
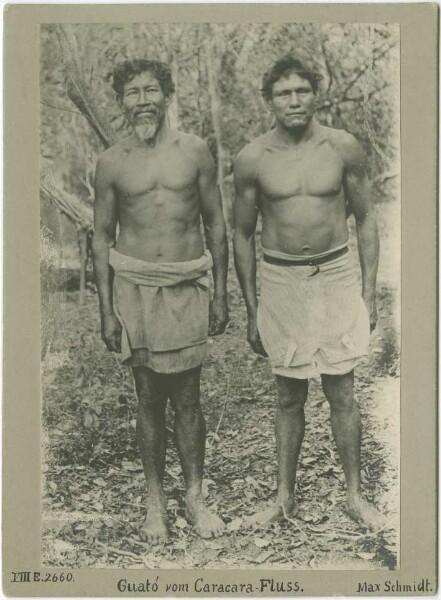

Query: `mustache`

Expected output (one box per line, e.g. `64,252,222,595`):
134,107,158,116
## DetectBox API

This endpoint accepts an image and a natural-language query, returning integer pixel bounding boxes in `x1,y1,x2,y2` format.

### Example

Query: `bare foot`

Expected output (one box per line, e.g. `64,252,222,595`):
186,500,225,539
346,496,386,531
139,505,169,545
244,500,298,529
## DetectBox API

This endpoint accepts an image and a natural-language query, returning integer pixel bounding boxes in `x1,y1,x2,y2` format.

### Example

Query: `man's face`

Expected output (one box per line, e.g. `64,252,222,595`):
268,71,316,131
120,71,170,141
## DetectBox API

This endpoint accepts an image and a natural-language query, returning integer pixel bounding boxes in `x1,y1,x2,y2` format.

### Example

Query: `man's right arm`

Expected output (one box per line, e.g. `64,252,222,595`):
233,146,267,357
92,153,122,352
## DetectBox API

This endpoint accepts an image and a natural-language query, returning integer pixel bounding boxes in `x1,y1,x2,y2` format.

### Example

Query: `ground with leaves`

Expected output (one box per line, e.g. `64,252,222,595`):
42,204,399,570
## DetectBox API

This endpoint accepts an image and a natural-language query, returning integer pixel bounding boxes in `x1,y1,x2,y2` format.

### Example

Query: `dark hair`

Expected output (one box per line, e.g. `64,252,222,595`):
261,55,322,100
112,59,175,99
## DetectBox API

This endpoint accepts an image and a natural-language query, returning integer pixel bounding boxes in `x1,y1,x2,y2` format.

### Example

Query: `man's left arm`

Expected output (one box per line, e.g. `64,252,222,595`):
197,139,229,335
342,134,380,332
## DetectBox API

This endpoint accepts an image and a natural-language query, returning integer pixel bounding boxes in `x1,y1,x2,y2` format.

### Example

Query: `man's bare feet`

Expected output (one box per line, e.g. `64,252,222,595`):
244,500,298,529
186,498,225,539
139,503,169,544
346,496,386,531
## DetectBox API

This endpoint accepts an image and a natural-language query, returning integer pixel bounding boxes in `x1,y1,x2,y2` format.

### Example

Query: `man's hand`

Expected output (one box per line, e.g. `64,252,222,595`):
247,319,267,357
363,294,378,332
101,313,122,352
209,297,229,336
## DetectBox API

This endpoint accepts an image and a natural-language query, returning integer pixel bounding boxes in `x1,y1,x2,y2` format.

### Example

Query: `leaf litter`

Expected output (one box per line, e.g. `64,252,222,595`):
42,243,399,569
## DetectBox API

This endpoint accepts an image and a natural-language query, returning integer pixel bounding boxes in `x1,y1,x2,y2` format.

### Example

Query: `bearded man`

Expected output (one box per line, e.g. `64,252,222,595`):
233,55,385,530
92,59,229,543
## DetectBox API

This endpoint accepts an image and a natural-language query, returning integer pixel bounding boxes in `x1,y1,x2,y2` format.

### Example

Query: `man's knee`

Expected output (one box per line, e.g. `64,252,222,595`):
322,372,355,411
276,376,308,411
169,368,202,414
170,387,202,414
133,367,168,406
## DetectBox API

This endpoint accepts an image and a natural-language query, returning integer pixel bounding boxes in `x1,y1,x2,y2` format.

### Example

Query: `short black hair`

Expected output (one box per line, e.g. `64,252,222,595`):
112,59,175,99
261,55,322,100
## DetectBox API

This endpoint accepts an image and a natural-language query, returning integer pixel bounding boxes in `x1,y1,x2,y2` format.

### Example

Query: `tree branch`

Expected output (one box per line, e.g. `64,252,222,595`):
320,38,333,94
40,171,93,233
340,40,397,101
54,24,117,149
340,81,391,104
39,100,86,118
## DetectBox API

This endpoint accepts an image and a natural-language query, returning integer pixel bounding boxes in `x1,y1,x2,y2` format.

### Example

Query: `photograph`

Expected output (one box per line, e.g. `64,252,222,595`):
3,4,437,597
40,21,400,570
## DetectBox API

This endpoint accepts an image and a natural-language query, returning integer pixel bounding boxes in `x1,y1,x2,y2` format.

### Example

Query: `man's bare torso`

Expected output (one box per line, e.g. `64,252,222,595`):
107,131,204,263
252,124,349,255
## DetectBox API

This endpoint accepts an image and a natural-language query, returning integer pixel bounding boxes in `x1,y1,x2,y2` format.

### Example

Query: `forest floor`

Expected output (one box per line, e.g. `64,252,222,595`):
41,201,400,570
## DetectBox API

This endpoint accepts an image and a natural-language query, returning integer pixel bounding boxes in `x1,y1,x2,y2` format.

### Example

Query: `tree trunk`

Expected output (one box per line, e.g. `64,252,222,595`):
203,25,231,226
40,192,67,359
196,26,207,139
164,26,179,129
168,53,179,129
78,229,88,306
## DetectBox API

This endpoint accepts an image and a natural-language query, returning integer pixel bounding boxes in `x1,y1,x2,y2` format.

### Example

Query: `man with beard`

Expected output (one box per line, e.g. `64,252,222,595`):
92,59,229,543
233,55,385,530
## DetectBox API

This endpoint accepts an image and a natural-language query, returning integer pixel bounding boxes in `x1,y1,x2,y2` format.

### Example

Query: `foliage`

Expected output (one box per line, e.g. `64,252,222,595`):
40,22,399,220
42,203,400,569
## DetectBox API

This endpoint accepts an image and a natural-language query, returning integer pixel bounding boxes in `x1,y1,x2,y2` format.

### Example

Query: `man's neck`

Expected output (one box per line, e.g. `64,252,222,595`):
273,118,316,147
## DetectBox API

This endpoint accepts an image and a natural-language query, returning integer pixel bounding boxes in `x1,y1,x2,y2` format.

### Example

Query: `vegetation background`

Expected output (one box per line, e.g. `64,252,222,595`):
40,23,400,569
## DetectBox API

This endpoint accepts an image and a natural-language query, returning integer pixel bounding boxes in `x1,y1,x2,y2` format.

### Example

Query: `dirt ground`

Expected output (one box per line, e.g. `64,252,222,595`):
41,200,400,570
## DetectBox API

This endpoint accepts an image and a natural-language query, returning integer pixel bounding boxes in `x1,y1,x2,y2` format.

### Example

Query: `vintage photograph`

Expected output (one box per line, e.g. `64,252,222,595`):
40,22,400,570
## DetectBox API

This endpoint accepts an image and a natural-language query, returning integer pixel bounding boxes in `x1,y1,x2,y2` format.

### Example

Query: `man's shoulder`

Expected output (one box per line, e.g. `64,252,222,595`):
319,124,361,161
97,138,130,166
235,133,268,169
174,130,215,169
176,130,209,155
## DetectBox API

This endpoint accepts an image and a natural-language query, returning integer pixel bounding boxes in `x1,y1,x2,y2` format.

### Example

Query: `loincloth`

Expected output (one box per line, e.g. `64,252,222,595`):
257,245,370,379
109,249,212,374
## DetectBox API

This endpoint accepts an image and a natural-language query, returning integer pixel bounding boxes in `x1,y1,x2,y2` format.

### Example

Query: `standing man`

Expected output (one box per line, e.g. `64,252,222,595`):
92,59,229,543
233,55,384,530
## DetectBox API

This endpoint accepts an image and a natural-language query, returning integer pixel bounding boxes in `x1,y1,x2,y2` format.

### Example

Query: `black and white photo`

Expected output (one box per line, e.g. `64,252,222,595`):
39,21,401,571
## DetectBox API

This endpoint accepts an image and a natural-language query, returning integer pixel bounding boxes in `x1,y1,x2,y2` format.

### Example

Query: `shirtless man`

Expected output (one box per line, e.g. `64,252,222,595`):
92,59,228,543
233,55,384,530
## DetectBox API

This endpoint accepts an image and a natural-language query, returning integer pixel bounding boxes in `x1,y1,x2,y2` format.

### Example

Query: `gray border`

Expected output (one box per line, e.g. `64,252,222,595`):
3,4,438,597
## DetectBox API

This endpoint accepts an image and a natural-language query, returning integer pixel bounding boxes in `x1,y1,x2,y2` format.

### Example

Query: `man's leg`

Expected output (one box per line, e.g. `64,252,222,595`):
169,366,224,538
275,376,308,514
245,376,308,525
322,370,385,530
133,366,169,543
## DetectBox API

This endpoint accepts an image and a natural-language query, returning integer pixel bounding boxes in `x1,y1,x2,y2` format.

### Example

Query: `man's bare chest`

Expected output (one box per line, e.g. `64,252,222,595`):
116,146,198,198
258,143,344,200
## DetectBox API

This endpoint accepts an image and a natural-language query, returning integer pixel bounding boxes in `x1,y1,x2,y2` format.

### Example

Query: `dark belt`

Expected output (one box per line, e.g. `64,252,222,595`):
263,245,348,267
